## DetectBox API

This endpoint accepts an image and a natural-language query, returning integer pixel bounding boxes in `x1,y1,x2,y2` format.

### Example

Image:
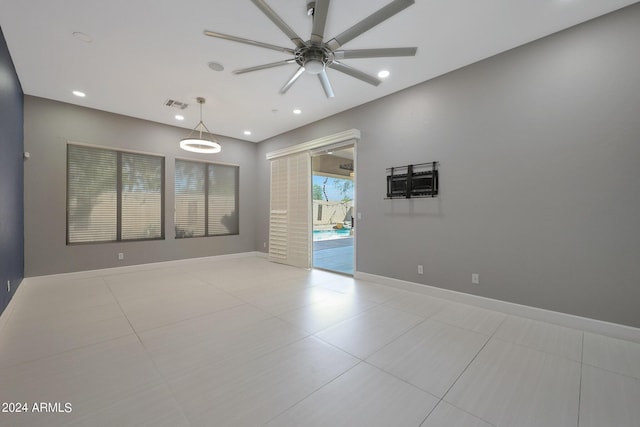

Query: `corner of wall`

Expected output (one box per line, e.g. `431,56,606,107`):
0,25,25,315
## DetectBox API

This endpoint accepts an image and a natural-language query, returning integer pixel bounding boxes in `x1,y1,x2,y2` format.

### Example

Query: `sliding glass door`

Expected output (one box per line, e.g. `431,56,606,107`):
311,146,355,275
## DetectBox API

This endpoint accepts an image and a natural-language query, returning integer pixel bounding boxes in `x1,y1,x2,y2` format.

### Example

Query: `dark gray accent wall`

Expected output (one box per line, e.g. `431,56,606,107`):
256,4,640,327
0,26,24,315
24,96,258,276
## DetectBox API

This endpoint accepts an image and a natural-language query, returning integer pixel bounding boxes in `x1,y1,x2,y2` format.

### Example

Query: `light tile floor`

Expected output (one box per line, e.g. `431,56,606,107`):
1,256,639,426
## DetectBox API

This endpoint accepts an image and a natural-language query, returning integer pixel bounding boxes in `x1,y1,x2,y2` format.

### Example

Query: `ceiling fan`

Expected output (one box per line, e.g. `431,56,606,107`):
204,0,417,98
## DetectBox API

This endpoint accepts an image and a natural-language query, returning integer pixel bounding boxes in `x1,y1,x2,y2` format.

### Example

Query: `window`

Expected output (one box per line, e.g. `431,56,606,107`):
175,159,239,238
67,144,164,244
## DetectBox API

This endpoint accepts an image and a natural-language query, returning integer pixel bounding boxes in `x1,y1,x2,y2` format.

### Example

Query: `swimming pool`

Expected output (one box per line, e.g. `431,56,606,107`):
313,228,352,241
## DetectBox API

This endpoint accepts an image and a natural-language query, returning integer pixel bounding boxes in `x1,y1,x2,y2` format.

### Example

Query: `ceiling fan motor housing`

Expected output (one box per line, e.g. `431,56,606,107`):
295,46,332,74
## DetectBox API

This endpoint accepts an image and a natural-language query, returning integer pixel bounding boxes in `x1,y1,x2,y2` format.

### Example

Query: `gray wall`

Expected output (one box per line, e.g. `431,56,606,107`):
257,5,640,327
24,96,258,276
0,26,24,314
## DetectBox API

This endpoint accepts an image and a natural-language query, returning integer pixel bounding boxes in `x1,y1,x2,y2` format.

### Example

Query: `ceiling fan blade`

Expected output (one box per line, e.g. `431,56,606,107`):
280,67,306,94
251,0,306,48
329,61,381,86
334,47,417,60
327,0,414,50
204,30,294,54
318,69,335,98
233,59,297,75
310,0,330,46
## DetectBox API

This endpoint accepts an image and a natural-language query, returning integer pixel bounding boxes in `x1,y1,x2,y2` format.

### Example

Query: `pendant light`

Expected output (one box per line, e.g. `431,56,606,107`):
180,97,221,154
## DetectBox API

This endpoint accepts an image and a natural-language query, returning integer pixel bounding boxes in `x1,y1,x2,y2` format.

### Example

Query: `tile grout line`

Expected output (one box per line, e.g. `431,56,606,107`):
577,330,584,427
307,312,477,426
276,301,380,336
580,359,640,382
365,317,496,398
428,323,505,427
438,312,508,409
309,306,426,359
260,360,366,426
202,276,350,334
103,275,196,427
126,269,339,415
107,268,320,375
113,266,269,333
381,296,450,321
311,333,368,361
0,278,138,370
418,400,499,427
302,302,505,425
489,335,583,363
418,399,443,427
310,328,462,402
235,287,346,319
0,328,137,371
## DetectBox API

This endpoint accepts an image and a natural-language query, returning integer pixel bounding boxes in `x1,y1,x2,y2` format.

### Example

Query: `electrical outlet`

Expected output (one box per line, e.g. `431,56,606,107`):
7,280,10,293
263,242,267,248
472,274,480,284
418,265,424,275
118,253,124,261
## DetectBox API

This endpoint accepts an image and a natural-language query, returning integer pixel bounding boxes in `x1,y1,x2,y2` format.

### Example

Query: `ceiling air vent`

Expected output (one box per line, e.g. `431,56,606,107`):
164,99,189,110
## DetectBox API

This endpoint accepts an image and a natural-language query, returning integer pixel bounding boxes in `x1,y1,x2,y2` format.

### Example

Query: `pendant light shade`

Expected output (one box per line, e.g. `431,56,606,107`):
180,97,221,154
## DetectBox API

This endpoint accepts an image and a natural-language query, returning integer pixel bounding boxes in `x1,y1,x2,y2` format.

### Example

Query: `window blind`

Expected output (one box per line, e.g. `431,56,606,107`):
175,159,239,238
67,145,118,243
208,164,239,236
121,152,164,240
67,144,164,244
175,160,206,238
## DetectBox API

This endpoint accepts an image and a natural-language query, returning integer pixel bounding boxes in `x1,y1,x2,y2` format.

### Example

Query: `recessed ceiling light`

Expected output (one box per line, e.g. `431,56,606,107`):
72,90,86,97
208,61,224,71
377,70,390,79
175,115,185,121
244,130,252,135
293,109,302,115
72,32,92,43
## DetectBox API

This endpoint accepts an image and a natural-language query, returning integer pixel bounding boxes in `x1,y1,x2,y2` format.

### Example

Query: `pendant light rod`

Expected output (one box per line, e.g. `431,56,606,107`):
180,96,221,154
195,97,209,138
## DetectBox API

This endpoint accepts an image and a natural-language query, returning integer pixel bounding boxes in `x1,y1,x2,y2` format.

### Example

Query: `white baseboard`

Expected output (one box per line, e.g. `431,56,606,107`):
25,251,263,284
355,271,640,344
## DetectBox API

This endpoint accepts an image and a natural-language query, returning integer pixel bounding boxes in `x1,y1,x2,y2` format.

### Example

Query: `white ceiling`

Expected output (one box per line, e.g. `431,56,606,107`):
1,0,638,143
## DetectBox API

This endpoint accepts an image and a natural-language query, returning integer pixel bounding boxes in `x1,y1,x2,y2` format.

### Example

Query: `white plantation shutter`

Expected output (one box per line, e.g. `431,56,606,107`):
269,157,288,261
269,152,311,268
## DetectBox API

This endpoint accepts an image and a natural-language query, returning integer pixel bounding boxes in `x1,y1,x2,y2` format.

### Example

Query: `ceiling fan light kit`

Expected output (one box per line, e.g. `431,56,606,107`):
204,0,417,98
180,97,222,154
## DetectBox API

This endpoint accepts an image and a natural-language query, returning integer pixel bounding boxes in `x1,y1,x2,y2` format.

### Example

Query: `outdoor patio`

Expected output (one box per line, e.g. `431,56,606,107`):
313,236,354,275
